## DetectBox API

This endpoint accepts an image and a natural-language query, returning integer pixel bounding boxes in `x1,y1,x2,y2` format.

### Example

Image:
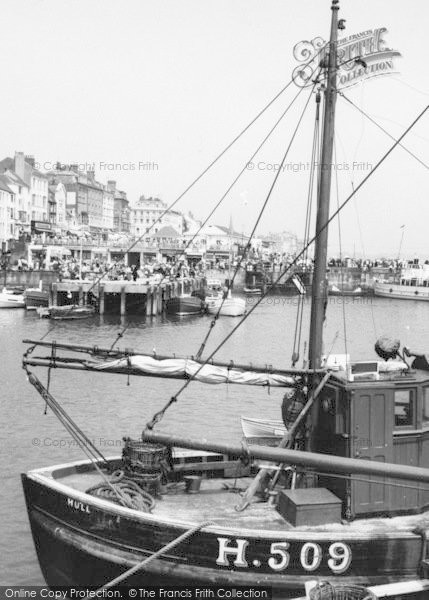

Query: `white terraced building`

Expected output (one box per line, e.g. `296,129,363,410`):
130,196,184,238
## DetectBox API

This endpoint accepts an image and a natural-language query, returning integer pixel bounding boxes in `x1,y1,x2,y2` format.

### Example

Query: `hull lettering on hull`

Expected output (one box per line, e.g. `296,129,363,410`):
216,537,352,574
67,497,91,514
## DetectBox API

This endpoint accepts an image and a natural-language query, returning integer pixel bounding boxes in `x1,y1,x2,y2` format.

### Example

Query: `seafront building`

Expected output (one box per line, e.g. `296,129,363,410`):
130,196,183,238
107,180,130,233
0,152,49,239
0,175,15,243
48,182,67,230
47,165,106,232
102,185,114,231
0,152,278,270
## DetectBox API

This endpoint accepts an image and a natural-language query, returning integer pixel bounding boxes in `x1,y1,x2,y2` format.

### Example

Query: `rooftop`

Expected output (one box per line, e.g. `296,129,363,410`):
0,174,14,194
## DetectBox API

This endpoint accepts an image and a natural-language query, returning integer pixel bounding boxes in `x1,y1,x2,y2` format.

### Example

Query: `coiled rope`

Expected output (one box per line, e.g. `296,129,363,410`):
86,469,156,512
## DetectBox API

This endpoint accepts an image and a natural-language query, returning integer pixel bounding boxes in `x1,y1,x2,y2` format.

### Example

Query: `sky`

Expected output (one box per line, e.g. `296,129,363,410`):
0,0,428,258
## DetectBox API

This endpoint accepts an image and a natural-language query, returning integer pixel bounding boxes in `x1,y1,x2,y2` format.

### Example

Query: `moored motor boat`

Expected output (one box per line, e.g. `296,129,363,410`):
0,287,25,308
24,288,49,309
243,287,262,294
205,278,224,299
374,266,429,301
206,292,246,316
165,295,205,315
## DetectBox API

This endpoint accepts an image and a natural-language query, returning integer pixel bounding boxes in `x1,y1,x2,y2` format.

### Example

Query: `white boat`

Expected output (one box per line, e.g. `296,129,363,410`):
206,292,246,316
206,218,247,317
374,266,429,300
241,416,286,438
205,279,224,299
243,287,262,294
0,287,25,308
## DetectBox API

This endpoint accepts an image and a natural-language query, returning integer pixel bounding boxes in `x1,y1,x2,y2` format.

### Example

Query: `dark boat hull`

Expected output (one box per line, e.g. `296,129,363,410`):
165,296,204,315
22,466,425,594
24,289,49,309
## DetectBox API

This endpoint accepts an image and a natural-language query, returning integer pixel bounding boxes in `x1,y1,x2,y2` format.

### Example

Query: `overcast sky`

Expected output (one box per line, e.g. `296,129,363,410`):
0,0,428,257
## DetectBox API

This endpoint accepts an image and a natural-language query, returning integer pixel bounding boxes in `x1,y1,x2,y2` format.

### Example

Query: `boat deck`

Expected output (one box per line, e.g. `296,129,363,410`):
60,470,288,530
56,468,429,536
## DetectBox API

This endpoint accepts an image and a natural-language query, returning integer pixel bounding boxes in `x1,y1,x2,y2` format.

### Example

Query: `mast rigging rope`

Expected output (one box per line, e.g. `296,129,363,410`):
292,91,321,366
117,80,313,357
145,103,429,429
35,45,329,344
333,139,349,366
176,80,310,272
195,82,318,361
339,91,428,170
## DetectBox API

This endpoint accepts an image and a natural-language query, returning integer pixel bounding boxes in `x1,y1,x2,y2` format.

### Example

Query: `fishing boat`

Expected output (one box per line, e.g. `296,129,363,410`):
20,2,429,598
165,274,206,315
0,287,25,308
206,219,247,317
24,288,49,310
205,278,224,298
206,290,246,317
24,281,49,310
165,295,205,315
374,265,429,301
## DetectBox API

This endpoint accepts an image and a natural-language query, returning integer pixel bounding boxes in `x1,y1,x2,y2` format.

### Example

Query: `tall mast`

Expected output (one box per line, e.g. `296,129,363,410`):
308,0,339,369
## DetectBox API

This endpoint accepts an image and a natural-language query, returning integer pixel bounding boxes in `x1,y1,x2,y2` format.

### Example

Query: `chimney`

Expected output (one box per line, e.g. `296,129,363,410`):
25,155,35,167
107,180,116,192
14,151,25,179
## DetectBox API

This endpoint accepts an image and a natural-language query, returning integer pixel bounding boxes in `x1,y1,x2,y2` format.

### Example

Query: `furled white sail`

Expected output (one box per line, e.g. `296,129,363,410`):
93,355,296,387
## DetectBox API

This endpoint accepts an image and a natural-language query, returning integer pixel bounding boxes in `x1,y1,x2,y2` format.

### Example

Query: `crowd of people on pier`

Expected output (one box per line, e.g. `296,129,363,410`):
3,237,429,281
53,256,207,283
327,257,429,271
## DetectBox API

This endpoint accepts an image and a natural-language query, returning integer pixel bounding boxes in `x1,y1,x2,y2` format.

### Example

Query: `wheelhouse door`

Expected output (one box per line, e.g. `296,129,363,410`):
350,388,394,516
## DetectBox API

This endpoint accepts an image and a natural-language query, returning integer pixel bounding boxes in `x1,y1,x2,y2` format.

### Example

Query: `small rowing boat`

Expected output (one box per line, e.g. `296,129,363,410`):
37,304,96,320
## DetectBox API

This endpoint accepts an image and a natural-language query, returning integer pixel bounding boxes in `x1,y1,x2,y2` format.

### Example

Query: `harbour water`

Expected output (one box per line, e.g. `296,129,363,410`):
2,294,429,585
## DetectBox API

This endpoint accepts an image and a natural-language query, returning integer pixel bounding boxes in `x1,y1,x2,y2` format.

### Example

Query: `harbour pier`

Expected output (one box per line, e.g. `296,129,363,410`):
50,277,205,315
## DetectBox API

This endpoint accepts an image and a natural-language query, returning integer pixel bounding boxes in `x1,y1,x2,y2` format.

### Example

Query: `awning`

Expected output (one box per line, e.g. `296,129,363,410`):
49,247,71,257
31,220,52,234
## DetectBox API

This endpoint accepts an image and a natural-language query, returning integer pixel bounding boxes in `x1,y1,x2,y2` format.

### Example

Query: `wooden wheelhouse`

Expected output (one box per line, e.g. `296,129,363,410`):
315,365,429,518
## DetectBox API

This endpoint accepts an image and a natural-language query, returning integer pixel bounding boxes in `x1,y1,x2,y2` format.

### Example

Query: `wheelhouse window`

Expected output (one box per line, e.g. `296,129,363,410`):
394,389,415,427
423,388,429,422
